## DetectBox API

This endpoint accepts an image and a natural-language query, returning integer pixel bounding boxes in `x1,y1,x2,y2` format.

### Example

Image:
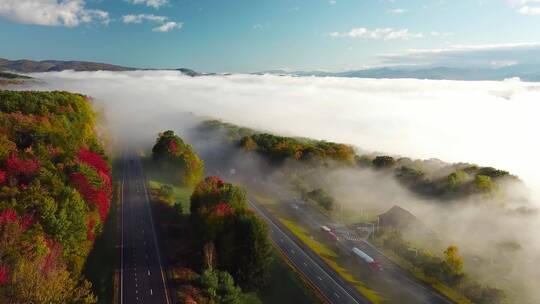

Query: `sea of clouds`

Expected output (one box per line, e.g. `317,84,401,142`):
27,70,540,203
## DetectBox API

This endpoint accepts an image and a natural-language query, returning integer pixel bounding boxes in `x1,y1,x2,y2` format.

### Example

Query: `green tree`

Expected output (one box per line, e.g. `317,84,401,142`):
232,210,273,290
305,188,334,210
372,156,396,169
190,177,272,291
199,269,242,304
152,130,204,187
473,175,496,193
443,245,464,276
446,170,469,191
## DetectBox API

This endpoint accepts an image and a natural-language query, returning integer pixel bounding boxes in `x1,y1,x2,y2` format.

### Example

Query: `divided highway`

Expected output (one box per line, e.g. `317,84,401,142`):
289,199,453,304
117,157,452,304
120,155,171,304
248,197,371,304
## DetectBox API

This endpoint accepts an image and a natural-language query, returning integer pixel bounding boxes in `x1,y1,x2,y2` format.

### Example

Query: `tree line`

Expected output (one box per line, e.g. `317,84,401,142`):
200,119,521,203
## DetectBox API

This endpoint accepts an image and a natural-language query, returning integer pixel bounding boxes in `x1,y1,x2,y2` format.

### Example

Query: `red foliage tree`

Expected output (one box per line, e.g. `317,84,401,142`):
0,169,5,184
20,213,34,230
94,191,109,222
43,239,62,274
70,172,95,202
168,140,179,154
76,148,110,175
70,172,110,222
213,202,234,217
0,208,18,226
0,265,8,285
0,209,33,231
86,218,96,241
5,154,40,178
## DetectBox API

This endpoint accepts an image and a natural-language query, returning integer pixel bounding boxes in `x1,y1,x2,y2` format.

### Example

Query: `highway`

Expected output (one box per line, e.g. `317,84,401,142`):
248,196,370,304
288,198,453,304
120,155,171,304
205,165,369,304
209,164,453,304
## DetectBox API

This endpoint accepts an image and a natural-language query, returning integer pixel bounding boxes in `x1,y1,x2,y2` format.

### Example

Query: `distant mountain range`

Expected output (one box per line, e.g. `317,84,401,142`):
0,58,201,76
0,58,133,73
3,57,540,81
259,65,540,81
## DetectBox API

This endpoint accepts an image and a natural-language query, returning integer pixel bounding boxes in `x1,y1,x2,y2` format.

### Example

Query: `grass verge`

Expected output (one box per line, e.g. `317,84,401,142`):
378,247,471,304
279,218,383,304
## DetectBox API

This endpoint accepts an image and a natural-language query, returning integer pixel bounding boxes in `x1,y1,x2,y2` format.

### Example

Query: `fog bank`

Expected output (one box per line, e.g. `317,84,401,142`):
28,70,540,201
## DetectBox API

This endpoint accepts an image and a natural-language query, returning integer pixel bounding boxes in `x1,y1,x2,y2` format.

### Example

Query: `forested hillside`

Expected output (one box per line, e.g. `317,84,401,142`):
0,58,132,73
0,91,111,303
197,119,525,204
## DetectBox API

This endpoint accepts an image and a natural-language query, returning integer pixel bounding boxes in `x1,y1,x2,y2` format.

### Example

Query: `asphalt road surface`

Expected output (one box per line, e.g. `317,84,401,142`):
288,198,453,304
248,196,371,304
120,155,171,304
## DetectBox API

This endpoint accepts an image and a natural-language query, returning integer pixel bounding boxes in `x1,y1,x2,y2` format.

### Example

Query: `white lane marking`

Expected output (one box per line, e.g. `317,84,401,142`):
334,292,340,298
120,157,126,304
150,289,153,295
317,276,322,281
140,159,171,304
247,199,362,304
303,262,307,267
148,269,151,276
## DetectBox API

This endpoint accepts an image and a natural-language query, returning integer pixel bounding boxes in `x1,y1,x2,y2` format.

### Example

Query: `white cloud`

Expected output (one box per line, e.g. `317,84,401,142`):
518,5,540,14
0,0,110,27
330,27,423,40
509,0,540,14
126,0,168,9
380,42,540,66
121,13,181,32
429,31,454,37
122,14,166,24
387,8,407,14
395,42,540,54
329,0,337,5
152,21,181,32
490,60,518,67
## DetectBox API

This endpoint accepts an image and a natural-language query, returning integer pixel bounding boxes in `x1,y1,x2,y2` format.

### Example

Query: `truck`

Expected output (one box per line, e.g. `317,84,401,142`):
352,247,382,271
320,225,340,241
320,225,331,232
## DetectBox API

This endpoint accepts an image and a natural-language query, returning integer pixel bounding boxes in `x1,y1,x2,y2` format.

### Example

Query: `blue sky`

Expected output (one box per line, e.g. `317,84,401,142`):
1,0,540,72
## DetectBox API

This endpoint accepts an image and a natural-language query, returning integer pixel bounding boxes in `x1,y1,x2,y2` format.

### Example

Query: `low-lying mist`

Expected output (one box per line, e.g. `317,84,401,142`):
28,70,540,201
24,70,540,301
